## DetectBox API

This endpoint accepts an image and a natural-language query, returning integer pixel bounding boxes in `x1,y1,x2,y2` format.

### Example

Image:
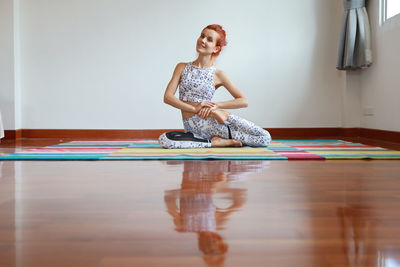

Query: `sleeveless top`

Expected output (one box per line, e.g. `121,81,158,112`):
178,62,216,103
180,194,217,232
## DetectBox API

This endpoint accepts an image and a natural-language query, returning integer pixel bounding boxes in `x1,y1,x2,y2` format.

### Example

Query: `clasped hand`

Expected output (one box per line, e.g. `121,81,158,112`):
196,101,217,119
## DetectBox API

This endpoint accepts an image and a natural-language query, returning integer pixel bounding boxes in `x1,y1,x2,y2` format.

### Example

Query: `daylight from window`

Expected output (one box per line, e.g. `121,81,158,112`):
387,0,400,19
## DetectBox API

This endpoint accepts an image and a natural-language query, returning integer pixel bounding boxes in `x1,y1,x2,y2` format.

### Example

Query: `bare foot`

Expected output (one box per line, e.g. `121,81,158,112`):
211,136,242,147
210,109,230,123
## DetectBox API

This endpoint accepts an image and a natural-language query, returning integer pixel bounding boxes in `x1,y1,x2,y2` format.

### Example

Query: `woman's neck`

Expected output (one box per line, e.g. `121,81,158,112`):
193,55,214,68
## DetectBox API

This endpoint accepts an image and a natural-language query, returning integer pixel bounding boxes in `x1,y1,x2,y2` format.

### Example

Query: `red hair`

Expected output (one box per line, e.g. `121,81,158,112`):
203,24,227,57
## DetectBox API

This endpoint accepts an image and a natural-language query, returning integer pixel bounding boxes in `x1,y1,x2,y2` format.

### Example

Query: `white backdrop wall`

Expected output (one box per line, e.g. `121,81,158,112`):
357,0,400,132
0,0,18,129
8,0,345,130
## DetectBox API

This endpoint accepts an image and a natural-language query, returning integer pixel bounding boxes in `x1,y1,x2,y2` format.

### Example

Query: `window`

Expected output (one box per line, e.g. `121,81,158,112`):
382,0,400,23
387,0,400,19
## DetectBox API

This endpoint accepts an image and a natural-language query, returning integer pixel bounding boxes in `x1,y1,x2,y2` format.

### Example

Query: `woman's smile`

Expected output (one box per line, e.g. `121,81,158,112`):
196,28,219,54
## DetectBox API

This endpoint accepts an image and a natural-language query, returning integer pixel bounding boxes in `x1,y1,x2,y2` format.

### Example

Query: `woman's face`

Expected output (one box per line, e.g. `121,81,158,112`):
196,29,220,56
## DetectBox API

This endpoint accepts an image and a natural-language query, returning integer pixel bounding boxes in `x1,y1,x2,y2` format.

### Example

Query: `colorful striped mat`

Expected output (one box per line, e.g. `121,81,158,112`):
1,139,400,160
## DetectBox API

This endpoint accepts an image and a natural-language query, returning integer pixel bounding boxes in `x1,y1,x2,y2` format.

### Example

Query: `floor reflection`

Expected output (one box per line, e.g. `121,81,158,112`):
337,182,400,267
164,161,269,266
338,205,377,267
0,162,16,267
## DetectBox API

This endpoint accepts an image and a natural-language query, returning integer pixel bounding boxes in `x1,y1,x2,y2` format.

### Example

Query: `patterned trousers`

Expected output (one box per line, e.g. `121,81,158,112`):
159,114,271,149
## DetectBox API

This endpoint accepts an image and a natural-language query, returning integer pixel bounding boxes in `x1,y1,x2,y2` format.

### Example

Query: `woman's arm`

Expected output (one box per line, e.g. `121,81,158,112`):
164,190,180,217
163,63,215,113
214,69,248,109
163,63,197,113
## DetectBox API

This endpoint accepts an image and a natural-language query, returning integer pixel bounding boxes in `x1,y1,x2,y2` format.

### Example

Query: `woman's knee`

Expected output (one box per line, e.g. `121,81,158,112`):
158,133,174,149
265,131,272,146
260,131,272,147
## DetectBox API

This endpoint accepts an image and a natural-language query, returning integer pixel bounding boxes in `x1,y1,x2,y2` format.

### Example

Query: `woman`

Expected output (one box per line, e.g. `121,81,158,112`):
159,24,271,148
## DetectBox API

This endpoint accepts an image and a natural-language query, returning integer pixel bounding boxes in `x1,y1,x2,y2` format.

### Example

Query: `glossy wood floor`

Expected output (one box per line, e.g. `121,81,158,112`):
1,138,400,267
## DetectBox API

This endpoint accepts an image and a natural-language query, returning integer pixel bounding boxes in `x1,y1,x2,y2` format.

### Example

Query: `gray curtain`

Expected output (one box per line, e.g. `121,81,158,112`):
337,0,372,70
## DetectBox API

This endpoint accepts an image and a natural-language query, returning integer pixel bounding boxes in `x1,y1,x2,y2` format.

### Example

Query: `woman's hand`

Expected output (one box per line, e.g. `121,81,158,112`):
198,106,217,119
195,101,216,114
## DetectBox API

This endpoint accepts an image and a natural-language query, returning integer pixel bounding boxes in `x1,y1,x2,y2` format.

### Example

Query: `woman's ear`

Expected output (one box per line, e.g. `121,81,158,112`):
214,46,221,53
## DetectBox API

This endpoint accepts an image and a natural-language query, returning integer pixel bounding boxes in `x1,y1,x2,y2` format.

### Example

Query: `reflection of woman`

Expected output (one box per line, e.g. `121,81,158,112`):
159,24,271,148
165,187,239,265
164,161,265,265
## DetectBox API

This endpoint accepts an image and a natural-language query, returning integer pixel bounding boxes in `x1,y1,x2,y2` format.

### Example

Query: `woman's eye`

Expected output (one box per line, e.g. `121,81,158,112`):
207,38,213,42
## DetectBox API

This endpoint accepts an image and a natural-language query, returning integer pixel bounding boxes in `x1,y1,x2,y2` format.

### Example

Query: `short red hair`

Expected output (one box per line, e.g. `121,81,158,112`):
203,24,227,57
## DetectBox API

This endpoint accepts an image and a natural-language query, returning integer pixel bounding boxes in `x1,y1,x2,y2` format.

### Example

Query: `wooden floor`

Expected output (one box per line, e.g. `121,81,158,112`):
1,138,400,267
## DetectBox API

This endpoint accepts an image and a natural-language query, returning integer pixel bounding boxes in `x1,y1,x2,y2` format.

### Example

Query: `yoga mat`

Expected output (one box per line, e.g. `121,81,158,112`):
1,139,400,160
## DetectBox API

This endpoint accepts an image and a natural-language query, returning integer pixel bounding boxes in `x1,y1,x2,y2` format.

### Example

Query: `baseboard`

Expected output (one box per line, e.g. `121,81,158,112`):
2,128,399,143
339,128,361,137
5,128,341,140
19,129,182,139
267,128,341,138
360,128,400,143
4,129,22,140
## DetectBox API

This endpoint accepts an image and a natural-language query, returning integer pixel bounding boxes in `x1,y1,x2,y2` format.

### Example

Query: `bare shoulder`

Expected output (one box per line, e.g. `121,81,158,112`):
171,62,188,78
215,69,232,83
175,62,188,72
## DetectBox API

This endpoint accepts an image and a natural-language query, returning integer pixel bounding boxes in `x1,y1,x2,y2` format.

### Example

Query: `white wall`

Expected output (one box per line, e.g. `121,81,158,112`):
0,0,19,129
342,71,361,128
9,0,345,130
357,0,400,132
